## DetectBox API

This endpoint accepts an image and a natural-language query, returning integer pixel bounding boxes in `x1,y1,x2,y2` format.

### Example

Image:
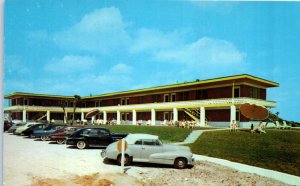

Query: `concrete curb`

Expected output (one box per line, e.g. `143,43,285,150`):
193,154,300,185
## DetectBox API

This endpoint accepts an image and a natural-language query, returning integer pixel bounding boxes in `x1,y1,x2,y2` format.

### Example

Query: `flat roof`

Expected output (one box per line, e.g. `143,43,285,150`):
4,74,279,99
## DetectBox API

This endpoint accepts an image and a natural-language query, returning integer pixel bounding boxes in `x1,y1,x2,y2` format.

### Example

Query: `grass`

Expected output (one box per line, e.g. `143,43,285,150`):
101,125,192,143
83,124,217,143
188,129,300,176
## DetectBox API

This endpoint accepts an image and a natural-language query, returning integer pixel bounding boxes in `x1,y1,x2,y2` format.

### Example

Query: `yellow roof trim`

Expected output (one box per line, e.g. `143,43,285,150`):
84,74,279,99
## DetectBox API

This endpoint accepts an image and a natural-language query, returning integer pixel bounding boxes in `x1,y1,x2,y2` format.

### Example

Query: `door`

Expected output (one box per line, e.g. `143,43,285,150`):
140,139,163,160
97,129,113,146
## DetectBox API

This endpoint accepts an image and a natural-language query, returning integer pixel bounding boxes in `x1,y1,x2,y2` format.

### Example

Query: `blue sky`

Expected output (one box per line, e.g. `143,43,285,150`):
4,1,300,122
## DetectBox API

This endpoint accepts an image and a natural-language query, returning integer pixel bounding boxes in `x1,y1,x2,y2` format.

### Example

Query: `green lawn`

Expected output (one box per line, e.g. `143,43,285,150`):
101,125,193,143
188,129,300,176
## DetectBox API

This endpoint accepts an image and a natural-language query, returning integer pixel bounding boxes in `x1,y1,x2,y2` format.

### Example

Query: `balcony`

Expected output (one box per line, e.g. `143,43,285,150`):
3,97,275,113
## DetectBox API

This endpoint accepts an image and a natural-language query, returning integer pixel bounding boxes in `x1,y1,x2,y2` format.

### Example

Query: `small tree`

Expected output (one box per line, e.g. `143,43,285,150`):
72,95,81,125
59,100,68,124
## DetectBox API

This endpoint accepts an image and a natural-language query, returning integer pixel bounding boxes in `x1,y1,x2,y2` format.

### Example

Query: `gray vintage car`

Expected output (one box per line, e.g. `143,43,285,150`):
101,134,194,169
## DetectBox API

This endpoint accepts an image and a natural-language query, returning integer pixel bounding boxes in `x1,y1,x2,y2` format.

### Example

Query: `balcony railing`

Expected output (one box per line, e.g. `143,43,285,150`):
4,97,276,112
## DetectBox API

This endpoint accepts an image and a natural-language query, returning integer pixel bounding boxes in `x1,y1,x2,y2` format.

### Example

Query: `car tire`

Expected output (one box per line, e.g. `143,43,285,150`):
174,158,187,169
41,136,49,141
117,154,131,166
56,139,66,144
76,140,87,149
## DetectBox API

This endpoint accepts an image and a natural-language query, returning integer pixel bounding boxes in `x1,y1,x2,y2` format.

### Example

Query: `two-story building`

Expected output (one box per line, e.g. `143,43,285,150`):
4,74,279,128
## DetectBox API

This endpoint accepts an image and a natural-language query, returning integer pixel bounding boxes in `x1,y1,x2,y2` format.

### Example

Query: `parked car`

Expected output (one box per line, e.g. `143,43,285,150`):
7,122,26,133
4,120,13,132
14,122,42,135
21,123,49,137
101,134,194,169
66,127,127,149
32,125,66,141
49,126,83,144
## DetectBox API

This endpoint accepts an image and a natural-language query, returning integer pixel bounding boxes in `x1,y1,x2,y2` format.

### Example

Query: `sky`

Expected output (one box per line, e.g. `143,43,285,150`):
3,1,300,122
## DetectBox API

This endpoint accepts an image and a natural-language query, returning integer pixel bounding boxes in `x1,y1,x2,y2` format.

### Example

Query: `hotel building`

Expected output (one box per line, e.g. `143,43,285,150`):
4,74,279,128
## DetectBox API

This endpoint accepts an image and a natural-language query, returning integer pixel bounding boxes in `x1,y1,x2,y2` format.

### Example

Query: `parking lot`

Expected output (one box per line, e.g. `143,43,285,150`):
3,133,287,186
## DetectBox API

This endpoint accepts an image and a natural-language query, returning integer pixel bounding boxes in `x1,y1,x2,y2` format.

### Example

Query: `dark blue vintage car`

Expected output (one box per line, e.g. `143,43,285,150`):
66,127,127,149
32,125,66,141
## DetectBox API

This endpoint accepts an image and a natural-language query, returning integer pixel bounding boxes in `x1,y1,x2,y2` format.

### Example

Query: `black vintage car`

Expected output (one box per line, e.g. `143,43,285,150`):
66,127,127,149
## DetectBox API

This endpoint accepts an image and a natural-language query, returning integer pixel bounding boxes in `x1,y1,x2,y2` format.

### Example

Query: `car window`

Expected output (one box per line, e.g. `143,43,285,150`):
88,129,99,136
143,139,157,146
81,129,90,135
135,140,142,145
98,129,110,137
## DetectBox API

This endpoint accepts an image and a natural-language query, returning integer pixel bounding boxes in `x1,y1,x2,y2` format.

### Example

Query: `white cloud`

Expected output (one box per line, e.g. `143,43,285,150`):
130,28,184,53
109,63,133,74
154,37,245,66
53,7,130,53
45,55,98,73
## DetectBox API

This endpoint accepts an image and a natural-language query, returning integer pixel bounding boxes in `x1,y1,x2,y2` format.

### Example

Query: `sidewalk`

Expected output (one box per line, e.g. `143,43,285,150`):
193,154,300,185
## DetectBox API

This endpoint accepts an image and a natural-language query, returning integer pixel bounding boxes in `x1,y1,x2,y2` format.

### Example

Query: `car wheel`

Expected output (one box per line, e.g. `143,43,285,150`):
76,140,87,149
56,139,66,144
117,154,131,166
41,136,49,141
174,158,187,169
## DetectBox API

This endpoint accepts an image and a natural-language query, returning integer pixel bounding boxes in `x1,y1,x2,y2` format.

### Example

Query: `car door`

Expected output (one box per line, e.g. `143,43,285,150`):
97,129,113,147
129,140,143,161
140,139,163,161
83,129,99,146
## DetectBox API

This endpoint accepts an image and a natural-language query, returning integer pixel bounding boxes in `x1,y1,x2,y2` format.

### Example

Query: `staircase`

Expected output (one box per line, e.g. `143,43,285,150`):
183,108,200,123
35,113,47,122
183,130,203,143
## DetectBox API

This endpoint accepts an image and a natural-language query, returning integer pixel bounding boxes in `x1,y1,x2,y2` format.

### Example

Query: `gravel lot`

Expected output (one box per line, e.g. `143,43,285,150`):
3,133,287,186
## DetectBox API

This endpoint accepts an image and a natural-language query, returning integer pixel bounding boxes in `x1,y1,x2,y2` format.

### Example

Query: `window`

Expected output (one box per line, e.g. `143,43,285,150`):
143,139,157,146
164,94,169,102
171,93,176,102
98,129,110,137
135,140,142,145
250,87,261,99
196,90,201,100
236,111,240,121
24,98,28,105
234,87,240,98
183,92,189,100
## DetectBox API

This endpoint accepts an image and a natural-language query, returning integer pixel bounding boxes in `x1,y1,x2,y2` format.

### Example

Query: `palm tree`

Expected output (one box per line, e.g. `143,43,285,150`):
72,95,81,125
59,100,68,124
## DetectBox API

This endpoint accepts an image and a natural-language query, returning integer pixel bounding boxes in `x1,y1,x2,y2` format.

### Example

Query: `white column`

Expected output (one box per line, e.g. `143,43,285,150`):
230,105,236,123
200,107,206,127
117,110,121,124
22,110,27,122
132,110,137,125
91,116,95,124
64,111,68,124
151,109,156,126
103,111,107,124
173,108,178,122
81,112,84,121
46,111,50,122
